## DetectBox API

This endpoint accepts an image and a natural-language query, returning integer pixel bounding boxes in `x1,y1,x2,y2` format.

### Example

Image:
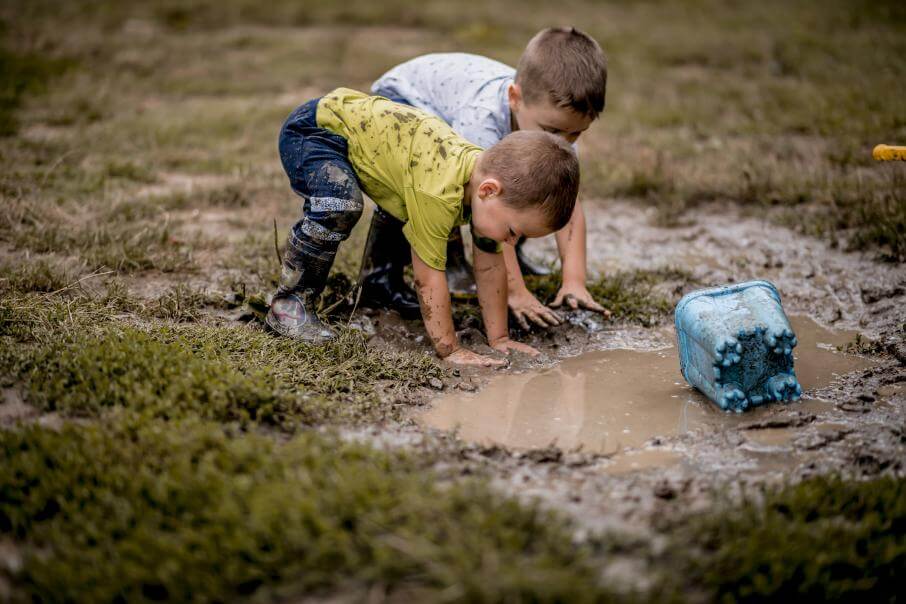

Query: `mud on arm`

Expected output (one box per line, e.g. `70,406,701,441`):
473,245,509,345
475,246,541,357
411,248,459,357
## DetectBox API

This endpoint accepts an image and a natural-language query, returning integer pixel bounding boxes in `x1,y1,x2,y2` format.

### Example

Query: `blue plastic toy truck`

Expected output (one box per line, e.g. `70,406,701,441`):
675,280,802,412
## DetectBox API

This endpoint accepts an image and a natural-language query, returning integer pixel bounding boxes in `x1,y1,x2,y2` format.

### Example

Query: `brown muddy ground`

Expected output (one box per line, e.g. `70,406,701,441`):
3,2,904,597
340,198,905,589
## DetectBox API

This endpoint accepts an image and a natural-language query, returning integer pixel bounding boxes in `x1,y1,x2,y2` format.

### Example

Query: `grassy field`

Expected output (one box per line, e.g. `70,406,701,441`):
1,0,904,600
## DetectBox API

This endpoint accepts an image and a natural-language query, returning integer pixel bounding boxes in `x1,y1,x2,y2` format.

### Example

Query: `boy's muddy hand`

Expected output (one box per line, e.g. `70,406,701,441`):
444,348,507,367
508,287,563,329
552,284,611,318
490,337,541,357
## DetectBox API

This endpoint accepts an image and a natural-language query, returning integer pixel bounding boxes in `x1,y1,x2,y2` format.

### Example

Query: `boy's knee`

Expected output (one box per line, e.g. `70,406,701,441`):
308,191,363,234
333,202,363,234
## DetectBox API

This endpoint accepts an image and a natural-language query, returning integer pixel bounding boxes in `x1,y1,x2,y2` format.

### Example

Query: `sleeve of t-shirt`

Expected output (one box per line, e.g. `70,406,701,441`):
401,188,460,271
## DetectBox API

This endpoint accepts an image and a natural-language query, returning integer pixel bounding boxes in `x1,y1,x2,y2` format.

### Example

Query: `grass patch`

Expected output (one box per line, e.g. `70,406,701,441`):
0,39,71,136
0,196,198,273
786,168,906,262
1,292,444,425
0,419,616,602
667,475,906,602
0,257,76,294
17,327,303,426
525,268,691,326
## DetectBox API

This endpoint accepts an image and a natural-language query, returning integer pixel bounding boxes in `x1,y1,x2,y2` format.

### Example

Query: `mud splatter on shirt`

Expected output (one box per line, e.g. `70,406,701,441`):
316,88,483,270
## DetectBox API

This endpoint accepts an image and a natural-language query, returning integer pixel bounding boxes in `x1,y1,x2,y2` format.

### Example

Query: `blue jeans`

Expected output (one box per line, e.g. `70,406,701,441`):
277,98,364,296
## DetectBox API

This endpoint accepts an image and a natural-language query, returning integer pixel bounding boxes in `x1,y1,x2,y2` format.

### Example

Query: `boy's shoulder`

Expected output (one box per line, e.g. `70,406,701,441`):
394,52,514,76
373,55,514,149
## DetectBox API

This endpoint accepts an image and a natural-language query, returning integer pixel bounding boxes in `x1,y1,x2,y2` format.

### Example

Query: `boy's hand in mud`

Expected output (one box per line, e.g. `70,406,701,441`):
444,348,507,367
552,283,611,318
489,337,541,357
508,287,563,329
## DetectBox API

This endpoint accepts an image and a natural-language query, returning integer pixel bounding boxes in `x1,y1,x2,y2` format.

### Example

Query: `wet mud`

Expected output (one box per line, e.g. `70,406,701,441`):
417,316,879,467
358,199,904,554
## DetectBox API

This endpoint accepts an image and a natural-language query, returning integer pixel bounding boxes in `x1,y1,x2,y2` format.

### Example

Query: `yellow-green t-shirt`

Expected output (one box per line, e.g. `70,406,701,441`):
316,88,484,271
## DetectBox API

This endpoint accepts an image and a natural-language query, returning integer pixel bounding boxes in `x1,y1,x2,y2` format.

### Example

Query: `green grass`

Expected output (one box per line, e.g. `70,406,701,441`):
1,292,444,425
666,476,906,602
525,268,692,326
1,194,199,273
0,36,71,136
0,257,76,294
0,419,618,603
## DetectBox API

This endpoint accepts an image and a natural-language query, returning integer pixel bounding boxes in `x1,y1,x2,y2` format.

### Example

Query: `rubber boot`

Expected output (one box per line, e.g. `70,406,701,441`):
265,231,336,342
446,228,477,296
515,236,551,276
357,207,421,319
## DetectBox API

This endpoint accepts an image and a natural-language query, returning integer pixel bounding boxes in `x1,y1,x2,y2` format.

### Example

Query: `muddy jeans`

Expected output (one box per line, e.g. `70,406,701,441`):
277,98,364,298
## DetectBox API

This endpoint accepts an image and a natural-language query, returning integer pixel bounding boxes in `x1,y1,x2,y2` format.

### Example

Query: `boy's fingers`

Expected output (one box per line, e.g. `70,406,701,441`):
538,307,562,326
580,298,607,313
527,309,555,328
514,310,531,331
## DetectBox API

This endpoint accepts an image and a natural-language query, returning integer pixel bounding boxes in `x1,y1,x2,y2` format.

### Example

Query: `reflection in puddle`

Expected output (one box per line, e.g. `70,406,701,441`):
418,316,877,468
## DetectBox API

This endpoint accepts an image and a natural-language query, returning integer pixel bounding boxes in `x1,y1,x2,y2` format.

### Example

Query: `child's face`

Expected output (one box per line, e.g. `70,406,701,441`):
508,84,592,144
469,179,553,245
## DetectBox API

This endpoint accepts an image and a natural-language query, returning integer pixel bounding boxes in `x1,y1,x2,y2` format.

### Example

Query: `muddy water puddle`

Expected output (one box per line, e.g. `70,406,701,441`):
419,316,879,470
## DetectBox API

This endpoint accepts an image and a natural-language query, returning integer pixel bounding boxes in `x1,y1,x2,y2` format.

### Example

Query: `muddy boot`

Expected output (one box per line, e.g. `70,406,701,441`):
266,292,334,342
266,230,336,342
446,229,477,296
515,236,550,276
358,207,421,319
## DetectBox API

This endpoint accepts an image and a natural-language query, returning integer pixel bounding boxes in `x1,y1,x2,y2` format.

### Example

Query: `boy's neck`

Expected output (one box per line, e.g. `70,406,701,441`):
462,179,473,207
463,152,485,207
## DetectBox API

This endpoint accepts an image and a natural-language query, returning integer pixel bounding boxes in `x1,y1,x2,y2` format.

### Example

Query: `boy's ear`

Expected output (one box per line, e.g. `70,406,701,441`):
477,178,502,200
507,83,523,110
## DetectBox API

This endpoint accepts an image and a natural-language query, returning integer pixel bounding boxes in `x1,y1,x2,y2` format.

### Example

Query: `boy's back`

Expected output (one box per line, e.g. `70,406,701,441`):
315,88,481,270
372,53,514,149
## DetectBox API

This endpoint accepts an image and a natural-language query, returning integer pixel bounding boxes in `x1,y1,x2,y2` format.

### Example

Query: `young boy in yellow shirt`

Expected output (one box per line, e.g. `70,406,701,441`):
267,88,579,366
366,27,609,329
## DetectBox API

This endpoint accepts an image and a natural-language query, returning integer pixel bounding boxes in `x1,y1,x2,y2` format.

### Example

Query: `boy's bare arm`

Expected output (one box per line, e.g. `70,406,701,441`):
411,249,504,366
552,200,610,315
503,244,563,329
474,247,540,356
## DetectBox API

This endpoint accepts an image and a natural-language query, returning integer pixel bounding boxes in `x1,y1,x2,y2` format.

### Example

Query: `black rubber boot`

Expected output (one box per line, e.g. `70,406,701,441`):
266,292,334,341
515,236,551,276
265,229,336,342
358,207,421,319
446,228,477,296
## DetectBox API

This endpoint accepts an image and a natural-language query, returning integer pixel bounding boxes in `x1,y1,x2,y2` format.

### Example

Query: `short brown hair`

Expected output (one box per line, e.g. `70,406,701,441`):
478,131,579,231
515,27,607,119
